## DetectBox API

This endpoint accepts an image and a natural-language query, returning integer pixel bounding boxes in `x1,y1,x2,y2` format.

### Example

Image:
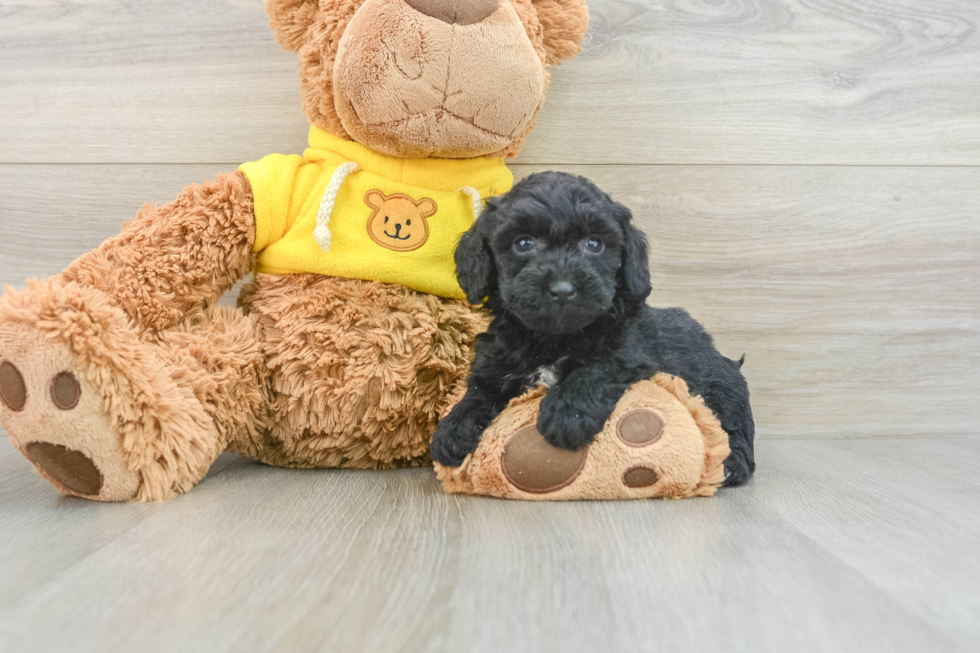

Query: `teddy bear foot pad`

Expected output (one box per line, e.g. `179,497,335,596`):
0,322,144,501
435,375,730,501
0,282,232,502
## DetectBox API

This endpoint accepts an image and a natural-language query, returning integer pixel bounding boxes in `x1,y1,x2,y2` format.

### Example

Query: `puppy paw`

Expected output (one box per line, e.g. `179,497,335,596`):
537,392,607,451
431,412,485,467
722,447,755,487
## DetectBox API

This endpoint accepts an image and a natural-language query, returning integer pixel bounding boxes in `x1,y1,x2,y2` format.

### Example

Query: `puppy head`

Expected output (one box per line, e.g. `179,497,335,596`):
456,172,651,333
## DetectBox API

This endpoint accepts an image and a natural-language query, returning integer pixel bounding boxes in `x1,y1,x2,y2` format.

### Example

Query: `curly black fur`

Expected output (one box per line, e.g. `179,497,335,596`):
431,172,755,486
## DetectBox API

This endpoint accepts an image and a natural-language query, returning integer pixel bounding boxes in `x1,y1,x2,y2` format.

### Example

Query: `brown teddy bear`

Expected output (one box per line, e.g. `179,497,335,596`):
0,0,729,503
0,0,592,502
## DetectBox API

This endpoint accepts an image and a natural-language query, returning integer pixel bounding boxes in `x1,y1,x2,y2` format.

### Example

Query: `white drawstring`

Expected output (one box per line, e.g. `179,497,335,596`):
457,186,484,219
313,161,360,252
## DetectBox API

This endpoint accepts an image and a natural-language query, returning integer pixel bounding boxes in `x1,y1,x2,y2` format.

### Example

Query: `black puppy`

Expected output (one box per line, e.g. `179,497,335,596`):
430,172,755,485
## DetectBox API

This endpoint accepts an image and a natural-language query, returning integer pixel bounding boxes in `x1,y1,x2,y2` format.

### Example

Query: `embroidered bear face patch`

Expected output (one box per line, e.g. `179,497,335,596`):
365,190,437,252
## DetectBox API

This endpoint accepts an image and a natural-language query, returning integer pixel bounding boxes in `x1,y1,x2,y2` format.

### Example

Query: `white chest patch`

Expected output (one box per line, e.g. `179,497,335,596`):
531,365,560,389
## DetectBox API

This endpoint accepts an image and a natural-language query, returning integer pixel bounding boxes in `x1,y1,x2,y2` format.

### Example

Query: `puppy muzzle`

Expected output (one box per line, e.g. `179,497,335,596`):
503,261,613,334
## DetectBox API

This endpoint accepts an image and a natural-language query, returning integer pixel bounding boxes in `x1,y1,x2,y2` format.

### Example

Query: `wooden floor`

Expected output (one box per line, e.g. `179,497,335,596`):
0,436,977,652
1,1,978,651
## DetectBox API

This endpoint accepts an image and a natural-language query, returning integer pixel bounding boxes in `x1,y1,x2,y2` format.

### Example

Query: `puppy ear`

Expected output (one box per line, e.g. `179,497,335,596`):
455,206,496,305
615,205,652,304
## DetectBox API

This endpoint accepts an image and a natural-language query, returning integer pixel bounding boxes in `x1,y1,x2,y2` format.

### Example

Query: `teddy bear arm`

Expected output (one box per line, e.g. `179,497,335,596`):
58,171,256,333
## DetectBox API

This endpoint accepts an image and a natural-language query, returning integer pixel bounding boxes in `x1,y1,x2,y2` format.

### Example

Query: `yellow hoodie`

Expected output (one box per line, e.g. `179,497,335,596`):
240,127,514,300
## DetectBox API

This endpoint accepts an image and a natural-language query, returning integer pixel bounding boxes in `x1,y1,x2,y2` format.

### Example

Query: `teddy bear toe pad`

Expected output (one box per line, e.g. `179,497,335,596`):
435,375,730,501
622,465,660,489
23,443,103,496
2,351,105,496
616,410,664,447
0,361,27,411
501,427,588,493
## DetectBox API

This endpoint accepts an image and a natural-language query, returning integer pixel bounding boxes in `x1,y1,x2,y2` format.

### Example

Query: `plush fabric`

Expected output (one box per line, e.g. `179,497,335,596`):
531,0,590,65
238,273,488,469
240,127,514,298
0,282,220,502
333,0,546,158
60,172,256,334
270,0,588,158
0,270,488,501
0,0,590,501
435,375,730,500
404,0,498,25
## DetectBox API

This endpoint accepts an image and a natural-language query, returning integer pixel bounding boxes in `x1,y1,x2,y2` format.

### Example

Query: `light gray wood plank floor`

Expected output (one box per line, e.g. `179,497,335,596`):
0,434,977,653
1,1,978,651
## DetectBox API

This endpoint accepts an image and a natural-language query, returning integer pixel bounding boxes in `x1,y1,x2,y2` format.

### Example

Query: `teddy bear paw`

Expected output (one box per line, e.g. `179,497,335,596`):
0,281,220,502
0,323,142,501
434,376,731,501
499,409,666,495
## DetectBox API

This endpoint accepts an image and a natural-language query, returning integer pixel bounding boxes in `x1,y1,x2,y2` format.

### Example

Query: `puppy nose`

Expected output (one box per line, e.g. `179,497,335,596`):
405,0,498,25
549,281,576,302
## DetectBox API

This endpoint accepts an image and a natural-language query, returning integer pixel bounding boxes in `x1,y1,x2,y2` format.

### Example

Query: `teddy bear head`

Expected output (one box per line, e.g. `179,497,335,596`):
265,0,589,159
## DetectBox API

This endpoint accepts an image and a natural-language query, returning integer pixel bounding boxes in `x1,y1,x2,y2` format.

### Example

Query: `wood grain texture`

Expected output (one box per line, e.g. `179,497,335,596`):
0,435,976,653
761,437,980,646
1,3,977,649
1,163,976,440
1,0,979,165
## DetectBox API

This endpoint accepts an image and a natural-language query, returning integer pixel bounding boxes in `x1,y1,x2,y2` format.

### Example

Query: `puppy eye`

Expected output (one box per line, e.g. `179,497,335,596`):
385,216,389,224
407,219,412,226
514,237,536,254
584,238,604,254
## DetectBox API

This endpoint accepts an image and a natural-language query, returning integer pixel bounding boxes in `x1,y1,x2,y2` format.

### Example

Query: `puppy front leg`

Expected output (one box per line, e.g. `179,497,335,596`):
538,365,637,451
431,377,522,467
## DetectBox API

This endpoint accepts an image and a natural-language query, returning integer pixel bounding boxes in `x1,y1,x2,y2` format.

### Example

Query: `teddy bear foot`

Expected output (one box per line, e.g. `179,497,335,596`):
0,322,143,500
434,374,731,500
0,281,221,502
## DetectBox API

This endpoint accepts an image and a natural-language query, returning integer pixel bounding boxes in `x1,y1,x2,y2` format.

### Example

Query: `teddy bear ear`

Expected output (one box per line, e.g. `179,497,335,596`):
531,0,590,65
265,0,321,52
365,189,386,209
418,199,438,218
